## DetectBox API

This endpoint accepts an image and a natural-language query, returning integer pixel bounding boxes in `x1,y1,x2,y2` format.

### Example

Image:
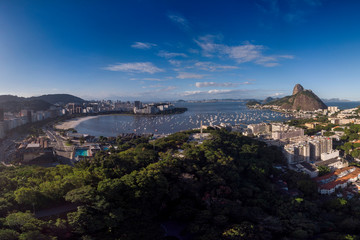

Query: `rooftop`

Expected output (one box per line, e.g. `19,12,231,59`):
315,158,346,167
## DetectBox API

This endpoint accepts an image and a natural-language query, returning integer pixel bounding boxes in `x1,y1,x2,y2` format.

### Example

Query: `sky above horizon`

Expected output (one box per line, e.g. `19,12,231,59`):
1,0,360,101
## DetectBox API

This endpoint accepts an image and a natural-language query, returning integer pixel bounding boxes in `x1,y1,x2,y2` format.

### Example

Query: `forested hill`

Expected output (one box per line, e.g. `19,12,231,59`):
0,129,359,239
0,94,85,112
29,94,85,104
0,98,52,112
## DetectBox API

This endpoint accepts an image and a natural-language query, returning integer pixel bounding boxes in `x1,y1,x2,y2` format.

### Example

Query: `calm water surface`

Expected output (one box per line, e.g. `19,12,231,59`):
75,102,293,137
75,101,360,137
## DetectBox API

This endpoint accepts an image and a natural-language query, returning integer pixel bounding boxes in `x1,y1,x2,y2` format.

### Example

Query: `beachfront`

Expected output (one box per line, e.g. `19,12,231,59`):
55,116,98,130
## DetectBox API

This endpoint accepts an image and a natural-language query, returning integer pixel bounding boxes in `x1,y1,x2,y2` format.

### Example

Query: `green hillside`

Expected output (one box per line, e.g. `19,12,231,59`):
0,129,358,239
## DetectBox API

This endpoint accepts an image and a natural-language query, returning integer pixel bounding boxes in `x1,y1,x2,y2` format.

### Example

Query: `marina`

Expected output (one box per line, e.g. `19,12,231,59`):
73,102,293,137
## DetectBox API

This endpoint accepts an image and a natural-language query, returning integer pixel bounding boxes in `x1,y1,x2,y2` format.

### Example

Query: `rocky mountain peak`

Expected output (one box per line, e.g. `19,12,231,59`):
292,84,304,95
264,84,327,111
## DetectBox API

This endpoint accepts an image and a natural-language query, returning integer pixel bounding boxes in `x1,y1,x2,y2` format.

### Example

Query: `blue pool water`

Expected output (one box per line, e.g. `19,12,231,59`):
74,149,88,157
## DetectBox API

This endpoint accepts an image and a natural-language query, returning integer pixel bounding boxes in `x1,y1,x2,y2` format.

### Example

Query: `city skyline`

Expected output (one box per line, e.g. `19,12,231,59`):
1,0,360,101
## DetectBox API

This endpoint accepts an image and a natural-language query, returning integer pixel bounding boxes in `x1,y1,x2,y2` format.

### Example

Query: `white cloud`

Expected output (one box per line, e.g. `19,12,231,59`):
131,42,157,49
195,36,294,67
142,84,163,89
195,81,251,88
168,13,190,30
168,60,182,67
177,72,206,79
183,89,246,96
142,78,166,81
194,61,238,72
272,92,284,97
141,86,177,93
130,77,166,81
183,90,201,96
208,89,233,94
158,50,187,58
224,43,264,63
163,86,177,91
104,62,164,74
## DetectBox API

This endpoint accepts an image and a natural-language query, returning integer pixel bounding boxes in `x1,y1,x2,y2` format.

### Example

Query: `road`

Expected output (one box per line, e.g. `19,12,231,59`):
45,129,75,165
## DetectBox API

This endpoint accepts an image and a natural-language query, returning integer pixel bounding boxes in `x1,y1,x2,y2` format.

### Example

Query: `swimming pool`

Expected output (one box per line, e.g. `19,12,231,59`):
74,148,89,157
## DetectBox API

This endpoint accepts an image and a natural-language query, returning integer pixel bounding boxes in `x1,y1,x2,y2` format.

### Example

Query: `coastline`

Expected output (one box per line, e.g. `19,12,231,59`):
54,108,188,130
55,116,98,130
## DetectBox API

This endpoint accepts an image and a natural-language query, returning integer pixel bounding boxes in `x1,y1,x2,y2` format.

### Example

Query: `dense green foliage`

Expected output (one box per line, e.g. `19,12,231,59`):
245,100,260,107
318,166,331,177
2,130,360,239
29,94,85,104
0,94,85,112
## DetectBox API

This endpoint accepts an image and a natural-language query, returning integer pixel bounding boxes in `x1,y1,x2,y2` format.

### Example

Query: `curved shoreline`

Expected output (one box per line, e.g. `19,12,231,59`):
55,116,99,130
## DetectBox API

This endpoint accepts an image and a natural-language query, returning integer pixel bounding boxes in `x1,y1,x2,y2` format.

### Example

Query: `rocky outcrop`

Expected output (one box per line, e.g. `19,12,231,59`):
292,84,304,95
267,84,327,111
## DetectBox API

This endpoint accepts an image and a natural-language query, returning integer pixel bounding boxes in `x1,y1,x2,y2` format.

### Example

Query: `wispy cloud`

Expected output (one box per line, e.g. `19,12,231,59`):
142,84,163,89
194,61,238,72
195,35,294,67
195,81,252,88
163,86,177,91
158,50,187,58
183,89,247,96
130,77,166,82
104,62,164,74
131,42,157,49
167,13,190,31
168,60,182,67
141,86,177,93
177,72,206,79
255,0,324,23
142,78,165,81
272,92,284,97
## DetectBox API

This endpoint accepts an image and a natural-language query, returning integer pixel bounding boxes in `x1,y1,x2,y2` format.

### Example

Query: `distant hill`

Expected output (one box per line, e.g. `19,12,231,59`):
267,84,327,111
262,97,278,104
30,94,85,104
0,95,25,103
0,99,51,112
0,94,85,112
322,98,351,103
246,100,261,106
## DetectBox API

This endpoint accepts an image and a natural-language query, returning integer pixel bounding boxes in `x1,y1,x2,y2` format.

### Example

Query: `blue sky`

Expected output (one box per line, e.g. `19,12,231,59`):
1,0,360,101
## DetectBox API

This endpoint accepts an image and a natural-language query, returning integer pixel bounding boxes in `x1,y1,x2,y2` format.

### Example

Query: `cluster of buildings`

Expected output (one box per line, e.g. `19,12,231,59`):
0,107,62,139
64,100,133,114
283,136,333,164
16,137,54,163
247,122,305,140
244,104,360,196
245,122,348,178
63,100,175,115
328,107,360,125
133,101,174,114
315,166,360,194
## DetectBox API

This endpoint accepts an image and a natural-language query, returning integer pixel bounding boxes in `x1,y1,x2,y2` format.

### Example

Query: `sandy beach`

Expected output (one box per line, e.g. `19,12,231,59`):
55,116,98,130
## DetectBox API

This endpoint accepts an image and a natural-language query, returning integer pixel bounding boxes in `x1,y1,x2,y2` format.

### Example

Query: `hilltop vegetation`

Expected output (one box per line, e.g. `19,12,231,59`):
0,99,52,112
0,94,85,112
1,130,360,239
30,94,85,105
